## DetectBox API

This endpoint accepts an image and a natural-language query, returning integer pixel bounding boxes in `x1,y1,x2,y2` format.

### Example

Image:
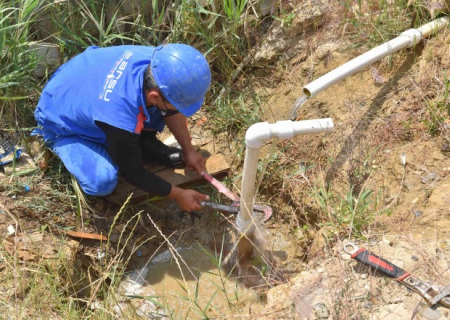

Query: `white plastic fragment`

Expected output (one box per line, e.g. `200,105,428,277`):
7,225,15,235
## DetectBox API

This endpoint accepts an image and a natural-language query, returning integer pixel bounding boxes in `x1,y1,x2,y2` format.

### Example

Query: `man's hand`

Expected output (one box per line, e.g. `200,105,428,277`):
184,149,206,174
164,113,206,174
168,185,209,212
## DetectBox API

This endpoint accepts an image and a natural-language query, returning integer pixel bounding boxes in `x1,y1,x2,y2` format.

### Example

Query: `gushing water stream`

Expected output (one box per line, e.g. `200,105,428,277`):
289,94,309,121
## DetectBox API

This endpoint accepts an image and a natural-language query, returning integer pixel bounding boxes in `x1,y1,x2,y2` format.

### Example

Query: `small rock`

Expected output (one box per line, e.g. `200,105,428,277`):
414,210,423,217
361,273,368,279
441,143,450,154
317,267,325,273
391,260,404,268
341,253,351,260
96,250,105,260
382,236,394,246
411,255,419,261
363,302,373,309
391,297,403,304
313,303,329,319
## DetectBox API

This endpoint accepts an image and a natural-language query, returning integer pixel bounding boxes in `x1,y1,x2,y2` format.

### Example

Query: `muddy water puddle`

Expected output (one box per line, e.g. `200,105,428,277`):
123,245,263,318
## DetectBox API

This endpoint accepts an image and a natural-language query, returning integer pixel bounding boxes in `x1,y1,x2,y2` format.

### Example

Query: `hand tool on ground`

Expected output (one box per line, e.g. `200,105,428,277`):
343,242,450,308
200,171,273,222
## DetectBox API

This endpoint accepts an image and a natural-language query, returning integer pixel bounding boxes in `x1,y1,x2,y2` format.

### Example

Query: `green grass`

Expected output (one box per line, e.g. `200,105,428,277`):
423,71,450,135
207,90,262,135
338,0,427,48
310,182,388,239
0,2,42,128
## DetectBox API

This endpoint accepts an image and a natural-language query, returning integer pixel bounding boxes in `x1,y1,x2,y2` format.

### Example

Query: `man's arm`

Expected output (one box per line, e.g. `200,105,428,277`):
96,121,171,195
163,113,206,174
96,121,207,211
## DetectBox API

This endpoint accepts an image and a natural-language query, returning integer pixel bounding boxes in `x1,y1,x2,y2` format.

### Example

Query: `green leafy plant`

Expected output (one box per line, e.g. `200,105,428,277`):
311,183,387,239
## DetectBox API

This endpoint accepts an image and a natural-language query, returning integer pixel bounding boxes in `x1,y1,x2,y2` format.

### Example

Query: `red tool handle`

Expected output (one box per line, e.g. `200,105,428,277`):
351,248,410,280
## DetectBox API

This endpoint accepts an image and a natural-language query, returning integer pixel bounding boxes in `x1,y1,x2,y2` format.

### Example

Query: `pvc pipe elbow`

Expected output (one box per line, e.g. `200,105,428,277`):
245,122,271,149
245,119,335,148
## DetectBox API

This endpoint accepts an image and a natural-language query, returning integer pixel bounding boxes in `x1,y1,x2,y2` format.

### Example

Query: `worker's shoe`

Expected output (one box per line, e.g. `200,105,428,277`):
139,131,186,168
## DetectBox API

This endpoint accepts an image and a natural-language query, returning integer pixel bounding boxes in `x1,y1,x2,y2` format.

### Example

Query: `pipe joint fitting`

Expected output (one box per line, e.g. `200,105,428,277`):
271,120,295,140
400,29,422,47
236,214,255,235
245,122,271,149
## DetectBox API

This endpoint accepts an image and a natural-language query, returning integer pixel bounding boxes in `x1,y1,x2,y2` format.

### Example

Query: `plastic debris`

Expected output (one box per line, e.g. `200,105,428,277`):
0,139,21,166
7,225,15,235
96,250,106,260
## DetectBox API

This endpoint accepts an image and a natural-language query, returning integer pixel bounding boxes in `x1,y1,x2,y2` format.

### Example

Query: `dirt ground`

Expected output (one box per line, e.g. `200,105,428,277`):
1,1,450,319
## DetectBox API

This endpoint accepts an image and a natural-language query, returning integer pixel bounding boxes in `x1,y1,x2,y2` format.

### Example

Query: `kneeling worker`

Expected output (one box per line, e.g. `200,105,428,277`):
35,44,211,212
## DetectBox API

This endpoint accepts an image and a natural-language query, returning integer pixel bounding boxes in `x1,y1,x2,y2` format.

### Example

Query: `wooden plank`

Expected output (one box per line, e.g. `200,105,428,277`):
105,153,230,205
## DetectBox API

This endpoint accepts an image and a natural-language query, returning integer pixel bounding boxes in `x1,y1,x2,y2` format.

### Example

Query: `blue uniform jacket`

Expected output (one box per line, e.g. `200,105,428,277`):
35,46,157,144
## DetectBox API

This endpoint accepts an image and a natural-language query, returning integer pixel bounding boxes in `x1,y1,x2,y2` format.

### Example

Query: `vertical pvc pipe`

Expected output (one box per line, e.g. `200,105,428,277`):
238,146,259,229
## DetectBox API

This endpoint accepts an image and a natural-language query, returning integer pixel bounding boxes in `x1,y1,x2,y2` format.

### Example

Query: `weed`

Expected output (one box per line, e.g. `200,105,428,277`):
207,91,262,134
272,7,295,28
308,180,388,239
0,1,43,128
338,0,415,48
423,71,450,136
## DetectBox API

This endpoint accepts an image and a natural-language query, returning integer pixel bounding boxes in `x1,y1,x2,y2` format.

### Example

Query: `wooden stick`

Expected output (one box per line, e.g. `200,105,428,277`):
65,230,107,241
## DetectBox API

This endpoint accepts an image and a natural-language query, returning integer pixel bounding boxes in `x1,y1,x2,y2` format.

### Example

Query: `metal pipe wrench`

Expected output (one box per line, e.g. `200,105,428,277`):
343,242,450,308
200,171,273,222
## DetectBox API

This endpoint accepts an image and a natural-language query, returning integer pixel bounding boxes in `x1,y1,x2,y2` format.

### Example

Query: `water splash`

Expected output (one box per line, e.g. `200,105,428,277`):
289,95,308,120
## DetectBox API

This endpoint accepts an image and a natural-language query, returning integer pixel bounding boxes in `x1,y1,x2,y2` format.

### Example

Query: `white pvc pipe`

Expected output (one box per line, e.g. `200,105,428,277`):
238,118,334,231
238,147,260,226
417,17,449,38
303,17,449,98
